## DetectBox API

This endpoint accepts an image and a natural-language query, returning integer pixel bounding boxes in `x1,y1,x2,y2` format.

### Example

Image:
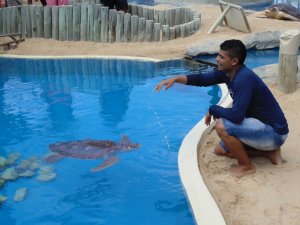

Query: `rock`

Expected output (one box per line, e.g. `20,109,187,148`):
1,167,18,180
16,160,31,172
14,187,27,202
0,195,7,204
186,39,223,56
28,156,39,162
37,165,56,182
0,179,5,188
185,31,283,57
18,170,35,178
37,173,56,182
29,160,42,171
5,152,20,165
0,156,7,168
243,31,282,50
39,165,55,174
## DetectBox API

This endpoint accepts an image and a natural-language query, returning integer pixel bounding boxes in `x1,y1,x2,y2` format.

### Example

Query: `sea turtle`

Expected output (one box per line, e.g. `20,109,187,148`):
45,135,140,172
265,3,300,21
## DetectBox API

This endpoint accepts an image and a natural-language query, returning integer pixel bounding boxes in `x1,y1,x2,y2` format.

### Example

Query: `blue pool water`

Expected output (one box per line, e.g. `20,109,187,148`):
0,58,219,225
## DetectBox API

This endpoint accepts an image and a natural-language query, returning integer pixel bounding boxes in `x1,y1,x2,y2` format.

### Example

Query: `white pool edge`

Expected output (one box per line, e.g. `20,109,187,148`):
178,83,232,225
0,54,162,62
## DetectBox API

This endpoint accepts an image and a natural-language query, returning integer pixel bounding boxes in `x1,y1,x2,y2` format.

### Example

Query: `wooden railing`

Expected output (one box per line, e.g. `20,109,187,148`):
0,3,201,42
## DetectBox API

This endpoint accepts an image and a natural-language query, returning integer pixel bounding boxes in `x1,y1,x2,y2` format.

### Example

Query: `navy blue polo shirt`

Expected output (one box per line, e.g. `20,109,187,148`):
186,65,289,135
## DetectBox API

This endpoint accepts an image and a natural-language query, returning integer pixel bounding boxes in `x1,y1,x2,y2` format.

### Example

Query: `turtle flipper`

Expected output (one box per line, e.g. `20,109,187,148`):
44,152,64,163
90,156,119,172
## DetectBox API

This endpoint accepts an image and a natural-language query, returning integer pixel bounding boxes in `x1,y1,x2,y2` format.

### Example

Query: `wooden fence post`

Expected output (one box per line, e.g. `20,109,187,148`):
154,22,160,42
80,3,88,41
137,17,145,42
148,8,154,20
158,10,165,25
59,6,66,41
16,6,21,33
20,6,26,36
36,5,44,37
30,6,37,38
72,4,81,41
142,7,148,19
4,8,9,34
175,8,180,25
145,20,154,42
0,9,3,35
162,24,169,42
179,24,185,38
123,13,131,42
131,15,138,42
170,8,175,26
193,17,200,32
185,23,190,37
100,6,108,42
131,4,137,16
165,10,170,26
175,25,180,38
25,6,32,38
116,10,124,42
154,10,159,23
52,6,59,40
137,5,143,17
10,6,18,34
87,4,94,41
108,9,117,43
180,8,185,24
93,4,101,42
169,27,175,40
66,6,73,41
278,29,300,94
44,6,52,38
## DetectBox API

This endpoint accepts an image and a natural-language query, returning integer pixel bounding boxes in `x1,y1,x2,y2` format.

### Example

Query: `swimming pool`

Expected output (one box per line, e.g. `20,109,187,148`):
0,57,220,225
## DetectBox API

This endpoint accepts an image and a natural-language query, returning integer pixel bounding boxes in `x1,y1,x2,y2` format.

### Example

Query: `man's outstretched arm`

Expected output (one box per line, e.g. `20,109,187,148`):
154,75,187,92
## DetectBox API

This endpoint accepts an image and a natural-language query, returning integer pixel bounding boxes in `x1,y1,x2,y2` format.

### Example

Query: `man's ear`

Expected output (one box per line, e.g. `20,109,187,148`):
231,58,239,66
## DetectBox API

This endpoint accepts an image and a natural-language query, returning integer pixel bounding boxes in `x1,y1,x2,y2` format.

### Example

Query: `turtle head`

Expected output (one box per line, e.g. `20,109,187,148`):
118,135,141,151
265,6,279,15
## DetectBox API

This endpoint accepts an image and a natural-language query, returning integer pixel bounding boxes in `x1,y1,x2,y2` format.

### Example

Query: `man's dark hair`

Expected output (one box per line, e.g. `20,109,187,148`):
220,39,247,65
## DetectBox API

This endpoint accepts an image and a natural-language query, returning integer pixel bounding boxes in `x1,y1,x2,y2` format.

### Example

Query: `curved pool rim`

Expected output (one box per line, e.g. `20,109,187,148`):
0,54,228,225
178,82,231,225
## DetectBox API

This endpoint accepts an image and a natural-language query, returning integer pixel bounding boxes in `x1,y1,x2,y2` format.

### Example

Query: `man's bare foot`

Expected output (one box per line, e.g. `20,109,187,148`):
267,149,283,165
230,164,256,178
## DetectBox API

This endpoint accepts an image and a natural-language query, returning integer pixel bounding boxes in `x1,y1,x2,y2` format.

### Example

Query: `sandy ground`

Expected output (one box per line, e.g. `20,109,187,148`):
199,82,300,225
1,4,300,58
1,3,300,225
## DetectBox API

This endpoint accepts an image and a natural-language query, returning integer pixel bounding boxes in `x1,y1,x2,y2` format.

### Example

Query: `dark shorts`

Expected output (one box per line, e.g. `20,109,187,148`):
220,118,288,153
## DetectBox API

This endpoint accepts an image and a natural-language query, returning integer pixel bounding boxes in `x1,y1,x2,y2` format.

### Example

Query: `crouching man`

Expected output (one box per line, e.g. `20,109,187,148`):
154,39,289,178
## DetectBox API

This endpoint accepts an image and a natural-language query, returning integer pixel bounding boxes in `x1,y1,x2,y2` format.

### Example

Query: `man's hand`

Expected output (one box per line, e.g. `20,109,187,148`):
154,76,187,92
154,78,175,92
205,112,212,126
205,112,216,126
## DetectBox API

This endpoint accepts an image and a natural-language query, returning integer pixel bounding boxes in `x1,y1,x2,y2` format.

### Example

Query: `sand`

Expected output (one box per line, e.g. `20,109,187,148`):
199,82,300,225
1,4,300,58
1,3,300,225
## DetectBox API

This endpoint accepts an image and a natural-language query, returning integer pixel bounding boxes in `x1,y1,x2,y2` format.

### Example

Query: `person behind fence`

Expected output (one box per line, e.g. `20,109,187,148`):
46,0,68,6
4,0,21,7
100,0,128,13
40,0,47,6
154,39,289,178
